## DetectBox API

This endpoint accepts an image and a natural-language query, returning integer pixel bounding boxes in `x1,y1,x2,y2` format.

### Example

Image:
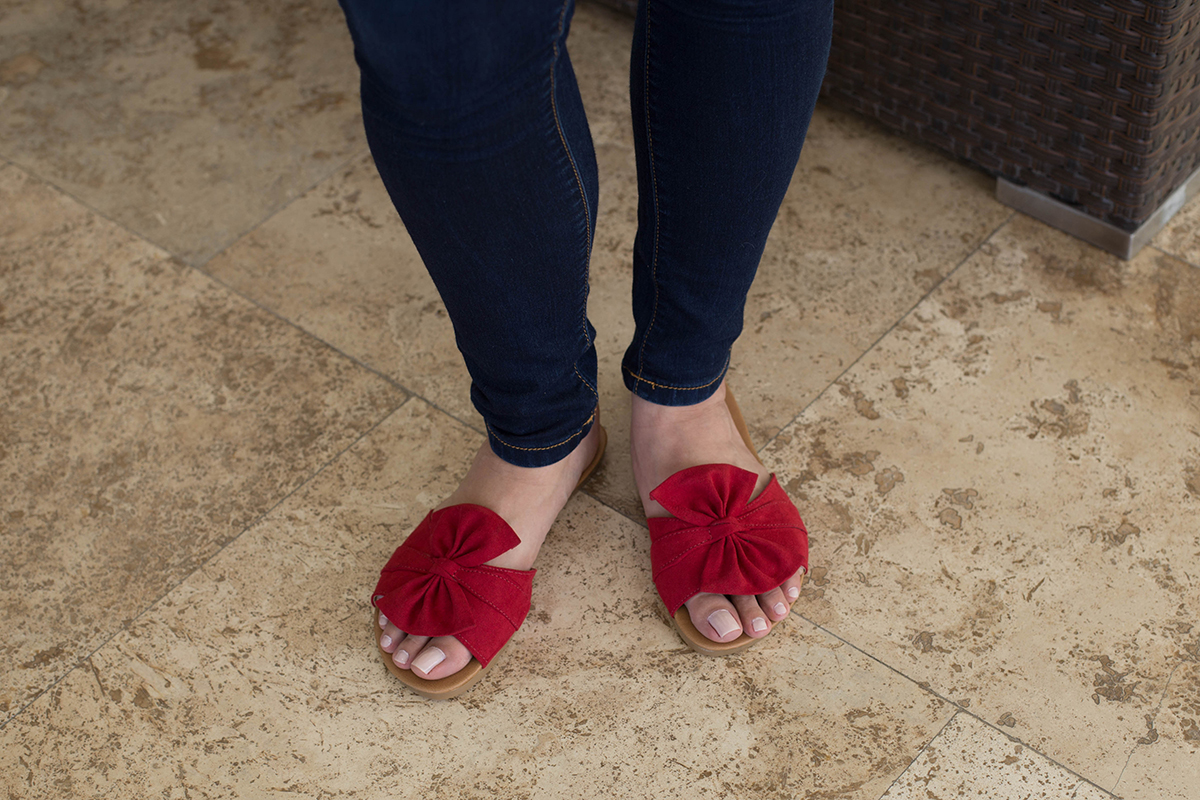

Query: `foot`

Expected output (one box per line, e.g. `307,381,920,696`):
377,422,603,680
631,381,805,643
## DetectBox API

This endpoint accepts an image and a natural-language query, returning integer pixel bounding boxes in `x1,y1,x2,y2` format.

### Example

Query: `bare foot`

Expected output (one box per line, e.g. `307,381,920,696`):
630,382,805,643
377,422,603,680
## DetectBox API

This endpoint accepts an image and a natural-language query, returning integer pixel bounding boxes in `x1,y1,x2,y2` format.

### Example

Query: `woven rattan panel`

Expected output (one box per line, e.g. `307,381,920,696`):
823,0,1200,229
591,0,1200,230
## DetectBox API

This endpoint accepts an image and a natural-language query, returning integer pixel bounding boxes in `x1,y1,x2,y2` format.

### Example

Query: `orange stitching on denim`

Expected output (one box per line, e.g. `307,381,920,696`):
622,353,730,392
633,0,661,392
486,411,595,452
550,0,596,367
574,365,598,398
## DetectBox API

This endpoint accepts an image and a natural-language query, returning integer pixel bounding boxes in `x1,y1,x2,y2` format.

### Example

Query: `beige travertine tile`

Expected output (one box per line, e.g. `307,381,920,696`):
0,163,405,723
880,713,1111,800
1152,192,1200,267
0,400,953,800
1113,658,1200,799
205,2,1012,520
0,0,363,263
767,214,1199,793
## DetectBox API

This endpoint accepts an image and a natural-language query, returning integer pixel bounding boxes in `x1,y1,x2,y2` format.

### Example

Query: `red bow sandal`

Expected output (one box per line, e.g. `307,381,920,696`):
371,422,606,699
649,390,808,656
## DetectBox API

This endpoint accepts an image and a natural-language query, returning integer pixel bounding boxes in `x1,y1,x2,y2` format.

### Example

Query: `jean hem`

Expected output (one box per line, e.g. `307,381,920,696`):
485,409,597,468
621,354,730,407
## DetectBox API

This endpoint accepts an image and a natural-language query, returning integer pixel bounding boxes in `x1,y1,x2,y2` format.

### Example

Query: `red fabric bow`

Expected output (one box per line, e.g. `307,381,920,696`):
372,504,534,667
649,464,808,615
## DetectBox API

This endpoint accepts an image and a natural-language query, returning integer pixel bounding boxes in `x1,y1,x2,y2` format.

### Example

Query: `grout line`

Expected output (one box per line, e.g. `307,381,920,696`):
0,156,187,258
1150,242,1200,271
0,142,371,270
758,211,1017,456
185,249,487,439
1110,657,1187,796
873,709,963,800
192,144,371,270
578,484,645,528
795,612,1119,798
0,396,413,733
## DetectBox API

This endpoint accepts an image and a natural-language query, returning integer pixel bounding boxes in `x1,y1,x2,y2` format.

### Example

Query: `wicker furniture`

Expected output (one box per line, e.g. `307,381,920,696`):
593,0,1200,257
823,0,1200,257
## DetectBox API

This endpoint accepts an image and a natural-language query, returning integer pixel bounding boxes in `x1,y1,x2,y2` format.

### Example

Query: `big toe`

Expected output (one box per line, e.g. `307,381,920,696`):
684,593,744,642
408,635,475,681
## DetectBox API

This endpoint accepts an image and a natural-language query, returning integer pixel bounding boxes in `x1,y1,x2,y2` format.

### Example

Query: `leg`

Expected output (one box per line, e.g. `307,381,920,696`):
625,0,834,643
339,0,603,684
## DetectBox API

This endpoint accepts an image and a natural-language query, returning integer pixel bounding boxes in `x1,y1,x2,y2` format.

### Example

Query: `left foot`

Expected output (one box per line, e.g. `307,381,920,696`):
630,381,805,643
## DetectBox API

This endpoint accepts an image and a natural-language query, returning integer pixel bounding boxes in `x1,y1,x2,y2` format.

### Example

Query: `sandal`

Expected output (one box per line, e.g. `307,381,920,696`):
649,390,808,656
371,419,607,699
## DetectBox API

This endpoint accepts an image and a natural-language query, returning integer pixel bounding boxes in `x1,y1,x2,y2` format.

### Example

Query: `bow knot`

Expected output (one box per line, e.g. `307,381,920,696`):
428,555,461,581
371,505,534,656
648,464,809,615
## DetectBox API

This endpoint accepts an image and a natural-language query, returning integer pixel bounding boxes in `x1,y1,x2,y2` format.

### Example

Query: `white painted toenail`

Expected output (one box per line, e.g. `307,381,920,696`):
773,602,787,616
752,617,768,633
394,650,409,666
707,609,740,638
787,587,800,600
380,634,393,648
379,614,388,628
412,647,446,674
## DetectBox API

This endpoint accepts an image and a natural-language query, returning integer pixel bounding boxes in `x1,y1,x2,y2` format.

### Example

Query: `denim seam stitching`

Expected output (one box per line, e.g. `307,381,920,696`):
486,411,595,453
622,352,730,392
634,0,662,392
550,0,597,401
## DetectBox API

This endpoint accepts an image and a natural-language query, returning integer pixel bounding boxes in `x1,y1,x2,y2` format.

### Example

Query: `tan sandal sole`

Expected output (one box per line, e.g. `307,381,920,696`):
670,387,804,657
374,418,608,700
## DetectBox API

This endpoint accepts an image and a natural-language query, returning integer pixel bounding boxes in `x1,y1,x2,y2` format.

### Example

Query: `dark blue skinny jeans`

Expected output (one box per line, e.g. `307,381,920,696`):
339,0,833,467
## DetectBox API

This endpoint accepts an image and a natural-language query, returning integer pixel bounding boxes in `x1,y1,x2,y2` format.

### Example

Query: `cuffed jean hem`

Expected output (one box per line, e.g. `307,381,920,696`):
485,408,597,468
621,352,730,407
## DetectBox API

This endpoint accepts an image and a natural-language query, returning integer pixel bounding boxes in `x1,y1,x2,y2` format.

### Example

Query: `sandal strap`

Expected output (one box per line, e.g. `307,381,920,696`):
372,504,534,667
648,464,808,616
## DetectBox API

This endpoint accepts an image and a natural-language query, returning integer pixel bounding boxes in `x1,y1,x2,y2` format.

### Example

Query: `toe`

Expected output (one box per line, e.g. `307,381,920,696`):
757,586,790,621
392,634,427,669
781,566,806,604
379,620,405,653
733,594,771,638
409,636,474,681
684,592,745,642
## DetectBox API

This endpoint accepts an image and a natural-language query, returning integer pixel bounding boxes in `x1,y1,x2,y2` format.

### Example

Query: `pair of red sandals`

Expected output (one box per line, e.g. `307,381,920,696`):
371,392,809,699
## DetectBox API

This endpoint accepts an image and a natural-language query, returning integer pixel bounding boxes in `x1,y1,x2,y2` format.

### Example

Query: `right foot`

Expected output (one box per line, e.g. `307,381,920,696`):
376,422,603,681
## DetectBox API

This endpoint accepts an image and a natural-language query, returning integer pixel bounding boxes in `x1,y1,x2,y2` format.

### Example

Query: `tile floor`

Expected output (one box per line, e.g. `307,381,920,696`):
1,2,1196,798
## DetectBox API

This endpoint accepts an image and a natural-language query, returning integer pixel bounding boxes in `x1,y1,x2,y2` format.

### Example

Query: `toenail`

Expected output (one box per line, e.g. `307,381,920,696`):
787,586,800,600
752,617,768,632
394,650,409,666
773,602,787,616
707,609,740,638
380,634,393,648
411,647,446,674
379,614,388,628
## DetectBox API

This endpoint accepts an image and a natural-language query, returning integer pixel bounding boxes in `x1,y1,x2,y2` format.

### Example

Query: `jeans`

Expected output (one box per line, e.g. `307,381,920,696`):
339,0,834,467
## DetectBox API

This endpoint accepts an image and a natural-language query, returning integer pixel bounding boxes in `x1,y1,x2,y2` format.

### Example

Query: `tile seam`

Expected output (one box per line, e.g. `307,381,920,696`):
192,144,371,270
758,210,1017,457
0,395,413,733
188,251,488,437
873,709,964,800
0,152,462,429
1110,657,1187,796
1150,242,1200,270
794,613,1119,798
